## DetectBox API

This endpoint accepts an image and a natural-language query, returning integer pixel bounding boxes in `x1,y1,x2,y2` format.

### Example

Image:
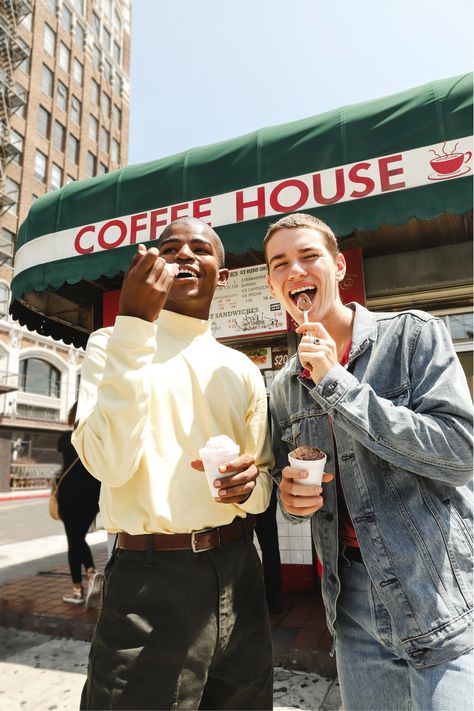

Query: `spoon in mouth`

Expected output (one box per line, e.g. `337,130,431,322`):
296,293,312,325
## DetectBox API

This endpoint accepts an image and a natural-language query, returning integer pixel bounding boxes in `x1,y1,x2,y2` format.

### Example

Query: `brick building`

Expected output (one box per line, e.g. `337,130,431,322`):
0,0,131,491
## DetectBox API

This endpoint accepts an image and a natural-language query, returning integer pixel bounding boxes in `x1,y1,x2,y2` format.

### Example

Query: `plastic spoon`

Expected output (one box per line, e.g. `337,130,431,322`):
296,293,312,325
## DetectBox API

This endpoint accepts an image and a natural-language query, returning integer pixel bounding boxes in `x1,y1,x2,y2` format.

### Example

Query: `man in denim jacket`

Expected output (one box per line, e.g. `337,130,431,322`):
265,212,473,711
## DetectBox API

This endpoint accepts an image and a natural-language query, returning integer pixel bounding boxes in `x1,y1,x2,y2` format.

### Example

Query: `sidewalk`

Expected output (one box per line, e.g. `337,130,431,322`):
0,543,337,679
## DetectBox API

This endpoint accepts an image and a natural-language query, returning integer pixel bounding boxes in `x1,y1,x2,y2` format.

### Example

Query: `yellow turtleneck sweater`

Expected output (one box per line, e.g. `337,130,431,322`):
72,310,273,534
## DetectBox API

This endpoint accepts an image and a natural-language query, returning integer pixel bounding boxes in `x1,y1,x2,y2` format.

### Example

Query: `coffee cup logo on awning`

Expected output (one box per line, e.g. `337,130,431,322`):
428,141,472,181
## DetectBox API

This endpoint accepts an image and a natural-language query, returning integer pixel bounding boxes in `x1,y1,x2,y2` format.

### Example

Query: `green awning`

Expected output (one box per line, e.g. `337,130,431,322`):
10,73,473,345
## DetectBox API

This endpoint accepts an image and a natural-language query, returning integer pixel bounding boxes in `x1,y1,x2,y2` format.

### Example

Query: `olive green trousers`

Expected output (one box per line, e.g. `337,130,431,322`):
80,533,273,710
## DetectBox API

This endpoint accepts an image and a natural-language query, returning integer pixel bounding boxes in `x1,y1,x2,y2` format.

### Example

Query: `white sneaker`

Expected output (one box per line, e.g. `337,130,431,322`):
85,571,104,609
63,587,84,605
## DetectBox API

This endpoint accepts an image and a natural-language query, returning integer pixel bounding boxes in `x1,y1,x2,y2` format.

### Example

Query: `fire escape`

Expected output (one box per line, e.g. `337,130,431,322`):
0,0,31,396
0,0,31,266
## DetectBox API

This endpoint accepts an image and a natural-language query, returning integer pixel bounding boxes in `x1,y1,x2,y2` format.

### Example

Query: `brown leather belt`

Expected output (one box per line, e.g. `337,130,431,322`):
117,515,255,554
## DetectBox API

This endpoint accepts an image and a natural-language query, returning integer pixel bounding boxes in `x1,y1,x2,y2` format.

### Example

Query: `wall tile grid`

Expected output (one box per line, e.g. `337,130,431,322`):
254,507,313,565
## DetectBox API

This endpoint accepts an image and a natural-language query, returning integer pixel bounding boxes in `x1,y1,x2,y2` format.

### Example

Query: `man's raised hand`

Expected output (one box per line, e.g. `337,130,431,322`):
119,244,178,322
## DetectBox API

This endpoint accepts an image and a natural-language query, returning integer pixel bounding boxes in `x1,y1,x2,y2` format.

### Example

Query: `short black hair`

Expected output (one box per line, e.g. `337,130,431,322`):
157,217,225,268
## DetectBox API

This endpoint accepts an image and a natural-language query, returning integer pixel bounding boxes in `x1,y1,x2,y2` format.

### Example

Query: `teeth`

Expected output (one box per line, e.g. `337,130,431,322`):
289,286,316,296
177,270,196,277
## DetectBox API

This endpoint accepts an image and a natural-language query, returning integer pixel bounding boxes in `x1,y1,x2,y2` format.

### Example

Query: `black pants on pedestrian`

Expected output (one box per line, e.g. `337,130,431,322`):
255,484,282,608
80,532,273,710
60,499,99,584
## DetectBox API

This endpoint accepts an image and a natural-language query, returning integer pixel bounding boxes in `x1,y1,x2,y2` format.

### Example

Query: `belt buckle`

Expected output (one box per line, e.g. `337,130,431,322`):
191,527,219,553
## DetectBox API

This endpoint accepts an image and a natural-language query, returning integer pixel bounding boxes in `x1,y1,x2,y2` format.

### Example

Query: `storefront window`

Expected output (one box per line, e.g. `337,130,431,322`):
445,313,473,342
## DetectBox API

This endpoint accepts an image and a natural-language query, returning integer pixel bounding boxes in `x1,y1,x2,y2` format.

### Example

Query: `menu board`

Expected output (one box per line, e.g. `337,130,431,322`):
209,264,287,339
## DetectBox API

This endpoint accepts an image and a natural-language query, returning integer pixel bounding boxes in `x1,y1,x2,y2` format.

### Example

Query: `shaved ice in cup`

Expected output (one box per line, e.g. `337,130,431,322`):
288,446,327,486
199,435,240,494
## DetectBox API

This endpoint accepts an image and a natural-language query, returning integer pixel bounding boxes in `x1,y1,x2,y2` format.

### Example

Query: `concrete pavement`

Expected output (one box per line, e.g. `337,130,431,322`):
0,628,341,711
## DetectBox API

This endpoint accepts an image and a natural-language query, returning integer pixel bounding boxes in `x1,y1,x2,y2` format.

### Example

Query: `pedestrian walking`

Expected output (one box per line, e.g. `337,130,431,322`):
73,217,274,710
57,402,102,608
265,212,473,711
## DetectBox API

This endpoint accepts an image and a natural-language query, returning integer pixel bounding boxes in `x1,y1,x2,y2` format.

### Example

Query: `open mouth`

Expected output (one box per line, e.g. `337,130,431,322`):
175,268,198,280
289,285,316,304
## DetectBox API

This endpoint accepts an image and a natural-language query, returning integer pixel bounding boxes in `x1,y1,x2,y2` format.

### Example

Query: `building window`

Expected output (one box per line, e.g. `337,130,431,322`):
99,162,108,175
75,23,85,50
86,152,97,177
0,283,10,315
21,11,33,31
72,58,83,85
34,151,48,182
71,96,81,124
67,134,80,164
70,0,84,14
111,138,120,164
112,105,122,130
1,229,15,268
60,5,73,33
88,114,98,141
92,44,101,70
113,41,121,65
99,127,110,152
101,92,111,118
113,9,122,32
442,313,474,343
103,59,112,84
66,175,75,185
53,120,65,151
44,24,56,56
92,11,101,36
114,72,123,96
58,42,70,72
90,79,100,105
56,80,68,111
50,164,63,190
103,27,111,52
19,358,61,398
4,178,19,215
41,65,54,96
37,106,51,138
10,129,23,166
45,0,58,13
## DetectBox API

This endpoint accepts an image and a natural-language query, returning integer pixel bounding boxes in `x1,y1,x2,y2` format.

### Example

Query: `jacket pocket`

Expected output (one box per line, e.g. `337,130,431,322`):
443,498,474,555
281,420,301,448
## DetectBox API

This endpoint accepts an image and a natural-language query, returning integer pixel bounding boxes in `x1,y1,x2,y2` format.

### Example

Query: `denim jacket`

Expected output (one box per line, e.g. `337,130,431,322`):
270,303,473,668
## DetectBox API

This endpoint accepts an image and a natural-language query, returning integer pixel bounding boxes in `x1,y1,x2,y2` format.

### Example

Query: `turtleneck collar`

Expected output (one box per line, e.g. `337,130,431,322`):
157,309,212,340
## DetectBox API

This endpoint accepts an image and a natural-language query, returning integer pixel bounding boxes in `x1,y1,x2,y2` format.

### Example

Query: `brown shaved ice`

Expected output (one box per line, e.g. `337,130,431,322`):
290,446,325,461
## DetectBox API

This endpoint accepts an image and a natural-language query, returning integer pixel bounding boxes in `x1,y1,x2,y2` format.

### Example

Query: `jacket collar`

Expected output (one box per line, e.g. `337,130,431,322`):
288,302,377,377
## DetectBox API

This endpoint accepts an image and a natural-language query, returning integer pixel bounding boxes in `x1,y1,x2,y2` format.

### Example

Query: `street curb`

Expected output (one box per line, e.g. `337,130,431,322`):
0,609,96,642
0,490,50,502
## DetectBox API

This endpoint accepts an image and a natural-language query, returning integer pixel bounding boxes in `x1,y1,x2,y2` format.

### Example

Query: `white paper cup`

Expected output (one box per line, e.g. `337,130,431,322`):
288,450,327,486
199,445,240,494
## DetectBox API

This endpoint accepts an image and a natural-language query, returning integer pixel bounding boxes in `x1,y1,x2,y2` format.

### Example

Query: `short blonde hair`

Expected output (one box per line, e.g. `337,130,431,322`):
263,213,339,265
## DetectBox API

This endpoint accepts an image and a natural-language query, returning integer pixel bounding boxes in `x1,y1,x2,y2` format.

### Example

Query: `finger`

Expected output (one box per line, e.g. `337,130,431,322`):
215,482,255,503
218,454,255,474
282,492,323,509
282,503,321,516
190,459,204,472
214,466,258,488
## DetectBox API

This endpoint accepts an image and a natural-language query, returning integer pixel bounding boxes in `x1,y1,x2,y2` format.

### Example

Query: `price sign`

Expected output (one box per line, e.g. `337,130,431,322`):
271,344,289,370
209,264,287,339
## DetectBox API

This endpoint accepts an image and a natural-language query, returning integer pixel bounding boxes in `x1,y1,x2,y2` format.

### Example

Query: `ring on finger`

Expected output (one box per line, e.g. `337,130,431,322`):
310,336,320,345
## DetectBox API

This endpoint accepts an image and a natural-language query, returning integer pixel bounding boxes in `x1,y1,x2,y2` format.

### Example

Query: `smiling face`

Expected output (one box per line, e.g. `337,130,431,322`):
266,227,346,326
157,220,229,319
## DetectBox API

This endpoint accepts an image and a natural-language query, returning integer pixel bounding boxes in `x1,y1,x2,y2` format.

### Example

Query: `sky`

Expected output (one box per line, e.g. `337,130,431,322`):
128,0,473,166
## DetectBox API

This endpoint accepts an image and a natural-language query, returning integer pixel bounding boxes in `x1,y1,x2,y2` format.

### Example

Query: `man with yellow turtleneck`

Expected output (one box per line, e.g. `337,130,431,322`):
73,218,274,711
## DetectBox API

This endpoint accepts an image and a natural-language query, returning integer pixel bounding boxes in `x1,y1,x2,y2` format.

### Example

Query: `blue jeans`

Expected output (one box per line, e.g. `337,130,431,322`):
335,555,473,711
